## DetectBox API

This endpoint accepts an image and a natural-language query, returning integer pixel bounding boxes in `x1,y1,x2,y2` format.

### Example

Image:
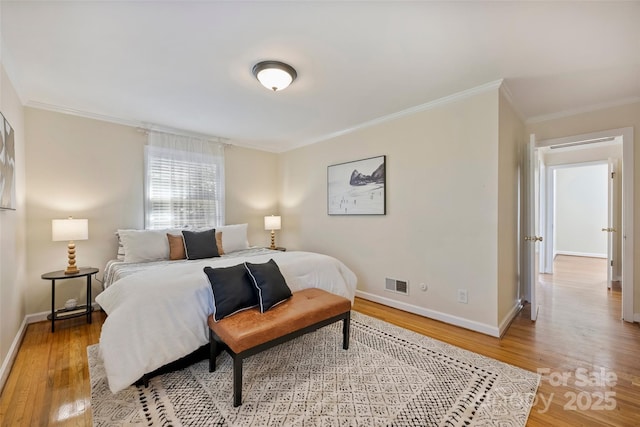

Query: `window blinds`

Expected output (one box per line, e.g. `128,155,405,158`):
144,132,225,229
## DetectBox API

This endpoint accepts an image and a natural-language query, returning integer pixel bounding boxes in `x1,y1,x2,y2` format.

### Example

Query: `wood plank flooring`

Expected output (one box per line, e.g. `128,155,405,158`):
1,255,639,426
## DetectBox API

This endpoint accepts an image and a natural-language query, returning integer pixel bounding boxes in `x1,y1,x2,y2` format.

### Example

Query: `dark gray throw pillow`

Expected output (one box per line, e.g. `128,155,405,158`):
182,229,219,260
204,264,258,321
244,259,292,312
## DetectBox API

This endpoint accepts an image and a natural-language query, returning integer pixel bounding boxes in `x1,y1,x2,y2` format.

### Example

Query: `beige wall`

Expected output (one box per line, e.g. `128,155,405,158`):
526,101,640,313
0,64,27,386
24,108,278,314
497,90,524,327
554,164,608,256
279,89,504,332
24,108,146,313
225,145,279,248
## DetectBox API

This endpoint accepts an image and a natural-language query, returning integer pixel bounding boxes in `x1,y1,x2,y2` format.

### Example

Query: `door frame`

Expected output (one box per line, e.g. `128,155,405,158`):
536,127,634,322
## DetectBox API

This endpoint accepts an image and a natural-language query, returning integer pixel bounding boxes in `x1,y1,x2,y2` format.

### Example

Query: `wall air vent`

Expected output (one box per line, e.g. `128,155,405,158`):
385,278,409,295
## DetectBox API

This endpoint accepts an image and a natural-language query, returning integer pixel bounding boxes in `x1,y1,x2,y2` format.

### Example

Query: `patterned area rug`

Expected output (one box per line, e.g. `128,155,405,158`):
89,312,539,426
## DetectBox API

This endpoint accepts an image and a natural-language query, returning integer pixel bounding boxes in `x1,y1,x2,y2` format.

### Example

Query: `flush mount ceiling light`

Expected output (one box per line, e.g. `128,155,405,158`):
252,60,297,92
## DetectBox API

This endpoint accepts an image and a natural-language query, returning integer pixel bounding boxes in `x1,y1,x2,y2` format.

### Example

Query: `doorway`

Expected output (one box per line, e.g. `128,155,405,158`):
530,127,634,322
546,162,612,279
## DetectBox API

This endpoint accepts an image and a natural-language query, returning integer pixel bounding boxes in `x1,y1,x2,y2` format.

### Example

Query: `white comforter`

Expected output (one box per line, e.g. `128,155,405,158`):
95,250,357,393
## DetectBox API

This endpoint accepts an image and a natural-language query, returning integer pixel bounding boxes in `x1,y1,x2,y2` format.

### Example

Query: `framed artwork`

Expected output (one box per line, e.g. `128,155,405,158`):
327,155,386,215
0,112,16,210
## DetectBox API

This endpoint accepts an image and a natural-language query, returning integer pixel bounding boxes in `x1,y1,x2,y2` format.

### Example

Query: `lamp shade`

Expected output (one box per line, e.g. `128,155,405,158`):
52,218,88,241
264,215,281,231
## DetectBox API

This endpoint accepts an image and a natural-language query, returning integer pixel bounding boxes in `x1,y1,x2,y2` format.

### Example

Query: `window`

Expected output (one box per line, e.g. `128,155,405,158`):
144,132,225,229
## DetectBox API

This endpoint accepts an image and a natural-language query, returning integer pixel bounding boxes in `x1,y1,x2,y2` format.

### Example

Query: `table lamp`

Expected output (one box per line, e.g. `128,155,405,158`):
52,217,88,275
264,215,281,250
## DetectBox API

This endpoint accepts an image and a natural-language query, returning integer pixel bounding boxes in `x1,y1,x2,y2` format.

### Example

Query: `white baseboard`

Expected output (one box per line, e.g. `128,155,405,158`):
355,290,500,337
24,302,102,324
0,317,28,394
0,303,102,393
554,251,607,259
498,300,523,338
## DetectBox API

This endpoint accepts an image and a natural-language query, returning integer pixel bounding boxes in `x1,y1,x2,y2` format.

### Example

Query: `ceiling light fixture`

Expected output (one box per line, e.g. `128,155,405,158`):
252,60,297,92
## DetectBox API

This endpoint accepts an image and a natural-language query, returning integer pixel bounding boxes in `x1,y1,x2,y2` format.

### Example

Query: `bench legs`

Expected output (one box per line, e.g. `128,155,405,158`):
233,357,243,407
343,311,350,350
210,310,351,407
209,329,217,372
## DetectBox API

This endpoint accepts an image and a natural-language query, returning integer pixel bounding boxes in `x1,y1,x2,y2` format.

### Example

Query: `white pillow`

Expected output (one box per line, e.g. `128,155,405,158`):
118,229,179,263
217,224,249,253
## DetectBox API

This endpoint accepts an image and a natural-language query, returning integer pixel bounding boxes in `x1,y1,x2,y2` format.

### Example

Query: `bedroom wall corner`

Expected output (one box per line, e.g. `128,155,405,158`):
497,87,524,328
0,63,27,392
278,87,502,332
224,145,279,248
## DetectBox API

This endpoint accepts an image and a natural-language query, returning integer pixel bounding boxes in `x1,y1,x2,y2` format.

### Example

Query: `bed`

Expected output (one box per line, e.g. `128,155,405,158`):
96,241,357,394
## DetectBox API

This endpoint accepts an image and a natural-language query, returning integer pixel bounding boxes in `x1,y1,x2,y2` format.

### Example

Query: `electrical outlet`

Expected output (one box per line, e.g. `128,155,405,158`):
420,283,428,292
457,289,468,304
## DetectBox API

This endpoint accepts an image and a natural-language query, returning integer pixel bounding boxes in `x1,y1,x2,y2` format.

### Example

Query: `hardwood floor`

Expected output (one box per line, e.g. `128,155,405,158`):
0,312,107,427
1,255,639,426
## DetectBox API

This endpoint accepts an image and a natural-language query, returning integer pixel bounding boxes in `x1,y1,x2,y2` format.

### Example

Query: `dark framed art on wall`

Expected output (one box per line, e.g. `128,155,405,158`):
0,112,16,210
327,155,385,215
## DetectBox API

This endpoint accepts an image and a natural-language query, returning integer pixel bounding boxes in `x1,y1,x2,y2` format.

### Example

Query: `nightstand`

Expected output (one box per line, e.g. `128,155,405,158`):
42,267,99,332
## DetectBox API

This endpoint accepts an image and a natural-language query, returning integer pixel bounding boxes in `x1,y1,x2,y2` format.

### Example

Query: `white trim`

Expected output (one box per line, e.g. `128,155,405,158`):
27,100,145,129
355,290,500,337
23,101,246,147
498,80,525,122
621,127,634,322
526,97,640,125
634,313,640,323
25,302,102,324
0,303,102,392
295,79,504,149
538,127,633,322
554,251,607,259
25,310,51,324
543,165,555,274
538,130,626,150
0,317,28,393
498,300,523,338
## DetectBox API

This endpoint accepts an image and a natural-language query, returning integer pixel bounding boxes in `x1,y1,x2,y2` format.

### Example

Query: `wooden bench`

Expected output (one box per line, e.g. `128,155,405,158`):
208,288,351,407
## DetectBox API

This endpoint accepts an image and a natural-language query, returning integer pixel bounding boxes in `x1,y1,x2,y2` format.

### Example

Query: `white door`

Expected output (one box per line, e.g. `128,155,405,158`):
606,159,619,288
524,134,542,321
538,152,547,273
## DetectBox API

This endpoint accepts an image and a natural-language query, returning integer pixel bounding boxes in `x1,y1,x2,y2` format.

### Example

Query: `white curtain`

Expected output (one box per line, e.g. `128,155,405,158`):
144,132,225,229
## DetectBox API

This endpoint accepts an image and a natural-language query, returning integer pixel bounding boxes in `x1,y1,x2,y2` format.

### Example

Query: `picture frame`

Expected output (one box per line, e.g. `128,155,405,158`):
0,112,16,210
327,155,386,215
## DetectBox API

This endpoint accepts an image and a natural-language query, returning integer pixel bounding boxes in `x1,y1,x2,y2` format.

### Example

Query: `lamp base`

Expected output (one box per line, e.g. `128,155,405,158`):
64,266,80,275
64,241,79,275
269,230,276,250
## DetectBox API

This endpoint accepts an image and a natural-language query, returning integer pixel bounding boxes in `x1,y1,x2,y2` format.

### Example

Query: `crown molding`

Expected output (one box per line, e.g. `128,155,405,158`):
498,80,525,122
25,100,234,145
26,100,143,128
526,96,640,125
290,79,505,151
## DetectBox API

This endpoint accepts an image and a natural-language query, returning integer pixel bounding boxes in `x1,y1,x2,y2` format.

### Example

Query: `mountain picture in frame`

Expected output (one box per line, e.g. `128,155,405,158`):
327,155,385,215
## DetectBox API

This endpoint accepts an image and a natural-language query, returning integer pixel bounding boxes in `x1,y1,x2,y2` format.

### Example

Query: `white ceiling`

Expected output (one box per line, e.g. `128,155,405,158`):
1,1,639,152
